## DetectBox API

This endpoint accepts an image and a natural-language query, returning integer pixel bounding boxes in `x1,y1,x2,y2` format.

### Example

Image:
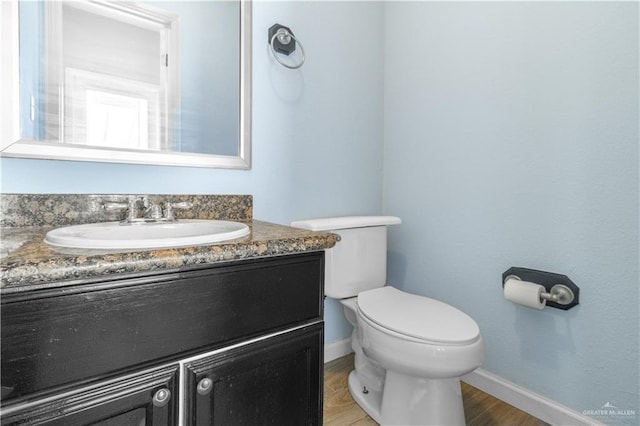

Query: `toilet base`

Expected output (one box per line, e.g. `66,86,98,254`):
348,370,383,423
348,369,466,426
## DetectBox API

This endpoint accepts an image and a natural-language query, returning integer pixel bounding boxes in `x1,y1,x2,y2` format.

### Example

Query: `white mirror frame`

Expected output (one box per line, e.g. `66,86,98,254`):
0,0,251,169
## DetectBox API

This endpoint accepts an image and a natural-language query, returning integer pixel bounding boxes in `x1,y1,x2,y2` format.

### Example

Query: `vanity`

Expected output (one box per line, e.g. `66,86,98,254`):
0,1,331,422
0,194,338,425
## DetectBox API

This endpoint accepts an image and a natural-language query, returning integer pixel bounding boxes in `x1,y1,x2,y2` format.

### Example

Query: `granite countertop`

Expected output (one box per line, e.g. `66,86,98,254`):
0,220,338,292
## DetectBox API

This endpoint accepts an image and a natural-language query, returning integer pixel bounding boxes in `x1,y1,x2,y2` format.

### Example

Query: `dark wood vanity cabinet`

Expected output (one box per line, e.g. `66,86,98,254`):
1,252,325,425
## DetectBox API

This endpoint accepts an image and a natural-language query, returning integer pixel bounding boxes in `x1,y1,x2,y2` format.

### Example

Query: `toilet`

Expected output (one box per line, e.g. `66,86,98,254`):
291,216,484,426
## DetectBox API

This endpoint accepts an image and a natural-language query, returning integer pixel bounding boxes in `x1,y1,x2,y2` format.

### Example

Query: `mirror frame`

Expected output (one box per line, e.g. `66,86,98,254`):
0,0,251,169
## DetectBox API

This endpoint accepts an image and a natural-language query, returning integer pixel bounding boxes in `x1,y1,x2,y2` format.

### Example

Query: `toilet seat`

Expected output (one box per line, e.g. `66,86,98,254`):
357,286,480,345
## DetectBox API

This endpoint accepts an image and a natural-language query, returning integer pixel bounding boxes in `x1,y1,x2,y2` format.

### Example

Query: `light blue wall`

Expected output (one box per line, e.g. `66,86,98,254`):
0,1,385,344
383,2,639,422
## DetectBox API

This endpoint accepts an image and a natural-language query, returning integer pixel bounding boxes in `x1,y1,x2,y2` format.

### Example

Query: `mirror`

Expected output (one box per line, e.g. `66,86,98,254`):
0,0,251,169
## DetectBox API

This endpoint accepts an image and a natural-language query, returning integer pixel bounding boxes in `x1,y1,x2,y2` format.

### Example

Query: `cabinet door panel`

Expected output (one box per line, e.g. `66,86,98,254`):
185,324,323,426
1,364,178,426
86,408,145,426
1,252,324,400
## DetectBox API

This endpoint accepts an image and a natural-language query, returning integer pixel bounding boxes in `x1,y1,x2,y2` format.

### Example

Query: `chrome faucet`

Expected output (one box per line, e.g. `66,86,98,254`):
102,196,192,224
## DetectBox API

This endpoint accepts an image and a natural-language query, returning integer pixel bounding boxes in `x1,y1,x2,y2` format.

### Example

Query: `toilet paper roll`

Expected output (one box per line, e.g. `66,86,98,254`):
504,278,546,309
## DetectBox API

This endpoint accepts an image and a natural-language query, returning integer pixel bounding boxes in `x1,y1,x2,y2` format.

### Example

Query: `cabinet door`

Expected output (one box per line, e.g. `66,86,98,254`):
184,323,323,426
1,364,178,426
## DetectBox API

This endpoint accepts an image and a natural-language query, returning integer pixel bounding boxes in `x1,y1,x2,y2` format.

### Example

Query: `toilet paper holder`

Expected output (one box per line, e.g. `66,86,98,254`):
502,267,580,310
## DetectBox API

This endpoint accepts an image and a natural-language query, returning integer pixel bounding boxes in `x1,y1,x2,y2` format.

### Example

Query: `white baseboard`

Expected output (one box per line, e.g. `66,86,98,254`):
323,343,600,426
462,368,603,426
324,338,352,363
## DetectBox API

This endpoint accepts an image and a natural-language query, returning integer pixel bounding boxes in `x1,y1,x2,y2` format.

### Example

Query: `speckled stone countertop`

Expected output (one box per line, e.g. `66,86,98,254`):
0,194,338,291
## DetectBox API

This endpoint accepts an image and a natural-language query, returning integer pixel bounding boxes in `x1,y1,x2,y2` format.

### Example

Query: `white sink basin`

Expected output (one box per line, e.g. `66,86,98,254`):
45,220,250,249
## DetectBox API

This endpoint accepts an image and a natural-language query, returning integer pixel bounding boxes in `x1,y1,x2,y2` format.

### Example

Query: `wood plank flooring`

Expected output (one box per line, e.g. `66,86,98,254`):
324,354,549,426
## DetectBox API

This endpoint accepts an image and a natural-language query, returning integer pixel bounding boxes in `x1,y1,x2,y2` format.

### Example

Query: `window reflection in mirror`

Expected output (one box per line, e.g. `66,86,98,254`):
18,0,240,157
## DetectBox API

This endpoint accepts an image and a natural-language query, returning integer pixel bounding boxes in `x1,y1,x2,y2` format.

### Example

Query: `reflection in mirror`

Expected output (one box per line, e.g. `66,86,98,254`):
1,0,251,169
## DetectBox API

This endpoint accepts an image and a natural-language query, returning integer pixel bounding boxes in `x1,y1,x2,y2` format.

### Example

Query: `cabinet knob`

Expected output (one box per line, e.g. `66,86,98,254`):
197,377,213,395
152,388,172,407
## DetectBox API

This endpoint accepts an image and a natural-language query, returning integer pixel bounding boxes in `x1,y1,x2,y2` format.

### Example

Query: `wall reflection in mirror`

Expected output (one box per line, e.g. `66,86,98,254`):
17,0,245,161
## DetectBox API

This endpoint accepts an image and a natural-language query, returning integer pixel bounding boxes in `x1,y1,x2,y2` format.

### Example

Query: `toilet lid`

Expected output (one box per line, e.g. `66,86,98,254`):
357,287,480,345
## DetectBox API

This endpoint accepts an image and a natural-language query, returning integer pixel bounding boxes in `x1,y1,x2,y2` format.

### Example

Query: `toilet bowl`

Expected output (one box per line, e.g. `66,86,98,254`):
343,286,483,425
357,286,483,379
290,216,484,425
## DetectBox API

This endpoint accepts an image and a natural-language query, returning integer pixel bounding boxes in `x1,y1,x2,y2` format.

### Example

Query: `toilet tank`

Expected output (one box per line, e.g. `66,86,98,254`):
291,216,401,299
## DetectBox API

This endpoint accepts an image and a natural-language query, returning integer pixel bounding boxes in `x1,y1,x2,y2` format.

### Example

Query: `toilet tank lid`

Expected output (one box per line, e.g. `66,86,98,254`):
291,216,401,231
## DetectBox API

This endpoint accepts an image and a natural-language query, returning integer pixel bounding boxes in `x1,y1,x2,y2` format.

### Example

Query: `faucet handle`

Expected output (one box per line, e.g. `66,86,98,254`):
102,195,147,222
164,201,193,221
102,200,136,222
102,201,128,212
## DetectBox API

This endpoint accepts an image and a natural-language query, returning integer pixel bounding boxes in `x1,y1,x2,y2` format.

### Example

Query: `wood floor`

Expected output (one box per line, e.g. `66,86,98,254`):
324,354,549,426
